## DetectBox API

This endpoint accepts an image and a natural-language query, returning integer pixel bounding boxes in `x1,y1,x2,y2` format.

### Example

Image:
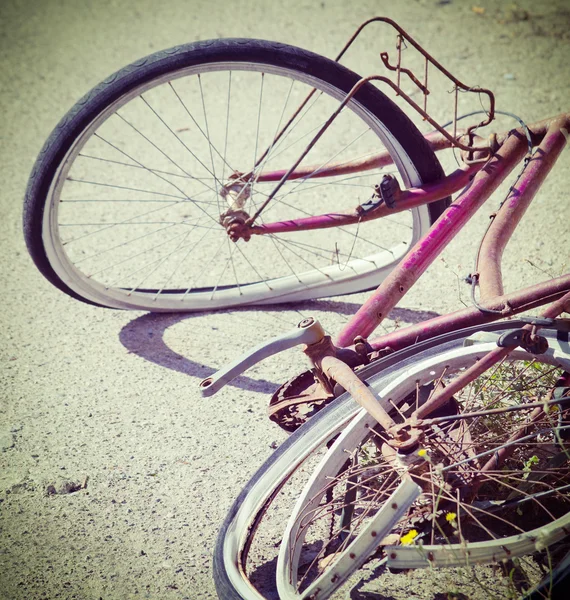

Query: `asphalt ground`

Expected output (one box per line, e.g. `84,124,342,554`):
1,1,569,598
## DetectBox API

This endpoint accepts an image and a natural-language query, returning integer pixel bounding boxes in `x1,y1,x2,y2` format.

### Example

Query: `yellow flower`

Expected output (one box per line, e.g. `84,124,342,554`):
418,449,427,457
400,529,419,545
445,512,457,523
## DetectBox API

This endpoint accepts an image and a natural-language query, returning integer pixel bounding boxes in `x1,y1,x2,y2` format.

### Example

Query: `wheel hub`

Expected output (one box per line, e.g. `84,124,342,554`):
219,174,254,242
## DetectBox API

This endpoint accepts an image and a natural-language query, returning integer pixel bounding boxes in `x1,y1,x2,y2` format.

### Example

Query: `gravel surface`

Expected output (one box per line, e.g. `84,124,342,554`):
1,0,569,599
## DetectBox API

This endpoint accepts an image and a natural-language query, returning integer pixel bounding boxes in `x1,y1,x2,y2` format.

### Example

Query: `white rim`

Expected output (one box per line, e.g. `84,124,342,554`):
277,340,570,598
42,58,431,310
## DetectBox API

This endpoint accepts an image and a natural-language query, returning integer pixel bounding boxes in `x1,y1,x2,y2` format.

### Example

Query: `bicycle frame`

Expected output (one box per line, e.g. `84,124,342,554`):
219,112,569,442
206,21,570,437
244,112,570,352
207,113,570,405
294,112,570,452
221,18,569,355
336,113,570,347
206,22,570,598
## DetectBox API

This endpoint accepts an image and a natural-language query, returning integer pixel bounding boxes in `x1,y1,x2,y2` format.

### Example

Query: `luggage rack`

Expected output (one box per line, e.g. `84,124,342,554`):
334,17,496,155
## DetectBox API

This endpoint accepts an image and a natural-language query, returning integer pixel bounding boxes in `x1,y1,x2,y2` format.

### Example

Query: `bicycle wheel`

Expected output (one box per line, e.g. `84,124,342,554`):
214,324,570,600
278,339,570,599
24,39,448,311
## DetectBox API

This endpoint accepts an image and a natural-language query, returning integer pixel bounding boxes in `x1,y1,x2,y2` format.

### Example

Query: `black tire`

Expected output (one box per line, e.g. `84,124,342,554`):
23,38,450,311
213,320,561,599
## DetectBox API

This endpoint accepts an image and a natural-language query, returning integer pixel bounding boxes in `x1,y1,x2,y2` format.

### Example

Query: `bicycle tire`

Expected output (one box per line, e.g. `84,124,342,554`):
23,38,449,311
277,338,570,598
213,322,568,599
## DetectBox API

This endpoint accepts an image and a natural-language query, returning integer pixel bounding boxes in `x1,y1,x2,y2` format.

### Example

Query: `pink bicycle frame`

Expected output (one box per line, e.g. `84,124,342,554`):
335,113,570,348
250,113,570,350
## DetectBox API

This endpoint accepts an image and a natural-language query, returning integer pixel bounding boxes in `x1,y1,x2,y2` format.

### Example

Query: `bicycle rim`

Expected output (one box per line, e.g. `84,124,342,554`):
32,41,441,310
277,341,570,599
213,325,568,599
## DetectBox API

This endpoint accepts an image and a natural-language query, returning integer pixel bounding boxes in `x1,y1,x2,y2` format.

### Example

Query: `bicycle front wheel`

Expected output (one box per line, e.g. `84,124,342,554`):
24,39,447,311
214,326,570,599
278,339,570,599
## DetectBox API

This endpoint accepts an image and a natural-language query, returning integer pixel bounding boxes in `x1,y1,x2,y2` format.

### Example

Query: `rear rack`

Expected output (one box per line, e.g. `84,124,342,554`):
335,17,495,155
244,17,496,225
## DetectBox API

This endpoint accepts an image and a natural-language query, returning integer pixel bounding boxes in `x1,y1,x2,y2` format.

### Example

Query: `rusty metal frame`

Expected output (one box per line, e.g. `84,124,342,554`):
334,17,495,151
208,18,570,462
293,113,570,448
236,16,496,227
335,114,570,348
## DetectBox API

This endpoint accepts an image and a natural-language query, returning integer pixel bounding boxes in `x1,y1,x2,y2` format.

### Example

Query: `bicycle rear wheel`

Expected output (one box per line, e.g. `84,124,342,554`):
24,39,448,311
214,326,570,599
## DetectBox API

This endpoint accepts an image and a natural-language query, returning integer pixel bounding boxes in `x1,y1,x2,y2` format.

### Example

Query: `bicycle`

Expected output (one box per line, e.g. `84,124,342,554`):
23,16,570,600
190,20,567,600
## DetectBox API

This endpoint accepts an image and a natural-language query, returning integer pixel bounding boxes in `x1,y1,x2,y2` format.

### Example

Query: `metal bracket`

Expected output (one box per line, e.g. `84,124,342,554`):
334,17,495,155
357,174,401,214
496,329,549,354
377,173,399,208
496,329,530,348
495,318,570,353
357,194,384,215
199,317,325,397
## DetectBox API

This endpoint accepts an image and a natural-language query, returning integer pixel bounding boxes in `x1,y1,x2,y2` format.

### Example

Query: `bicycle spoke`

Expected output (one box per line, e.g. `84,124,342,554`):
261,126,371,217
60,200,186,246
72,216,215,266
89,226,191,280
269,235,334,280
221,71,231,182
210,241,240,300
89,130,222,222
77,152,214,180
168,80,235,179
153,226,215,299
127,229,193,293
196,74,222,217
139,94,223,190
181,234,228,298
266,235,306,285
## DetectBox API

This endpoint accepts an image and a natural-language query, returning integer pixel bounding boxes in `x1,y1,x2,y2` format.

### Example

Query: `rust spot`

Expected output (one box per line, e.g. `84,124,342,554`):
390,552,397,560
391,502,398,509
350,553,356,559
371,531,377,537
427,552,435,562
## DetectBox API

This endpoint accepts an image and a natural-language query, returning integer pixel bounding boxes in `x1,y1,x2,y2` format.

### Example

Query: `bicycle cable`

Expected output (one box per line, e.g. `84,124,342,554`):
440,109,533,155
440,109,533,168
454,110,534,315
427,110,533,313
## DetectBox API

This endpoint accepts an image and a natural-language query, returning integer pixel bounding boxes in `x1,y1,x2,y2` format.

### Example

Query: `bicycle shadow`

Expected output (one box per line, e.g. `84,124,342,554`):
118,299,440,394
119,310,277,394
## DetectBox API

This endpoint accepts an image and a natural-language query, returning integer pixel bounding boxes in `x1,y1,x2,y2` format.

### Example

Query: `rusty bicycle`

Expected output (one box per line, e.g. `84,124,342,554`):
23,16,570,600
192,20,568,600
